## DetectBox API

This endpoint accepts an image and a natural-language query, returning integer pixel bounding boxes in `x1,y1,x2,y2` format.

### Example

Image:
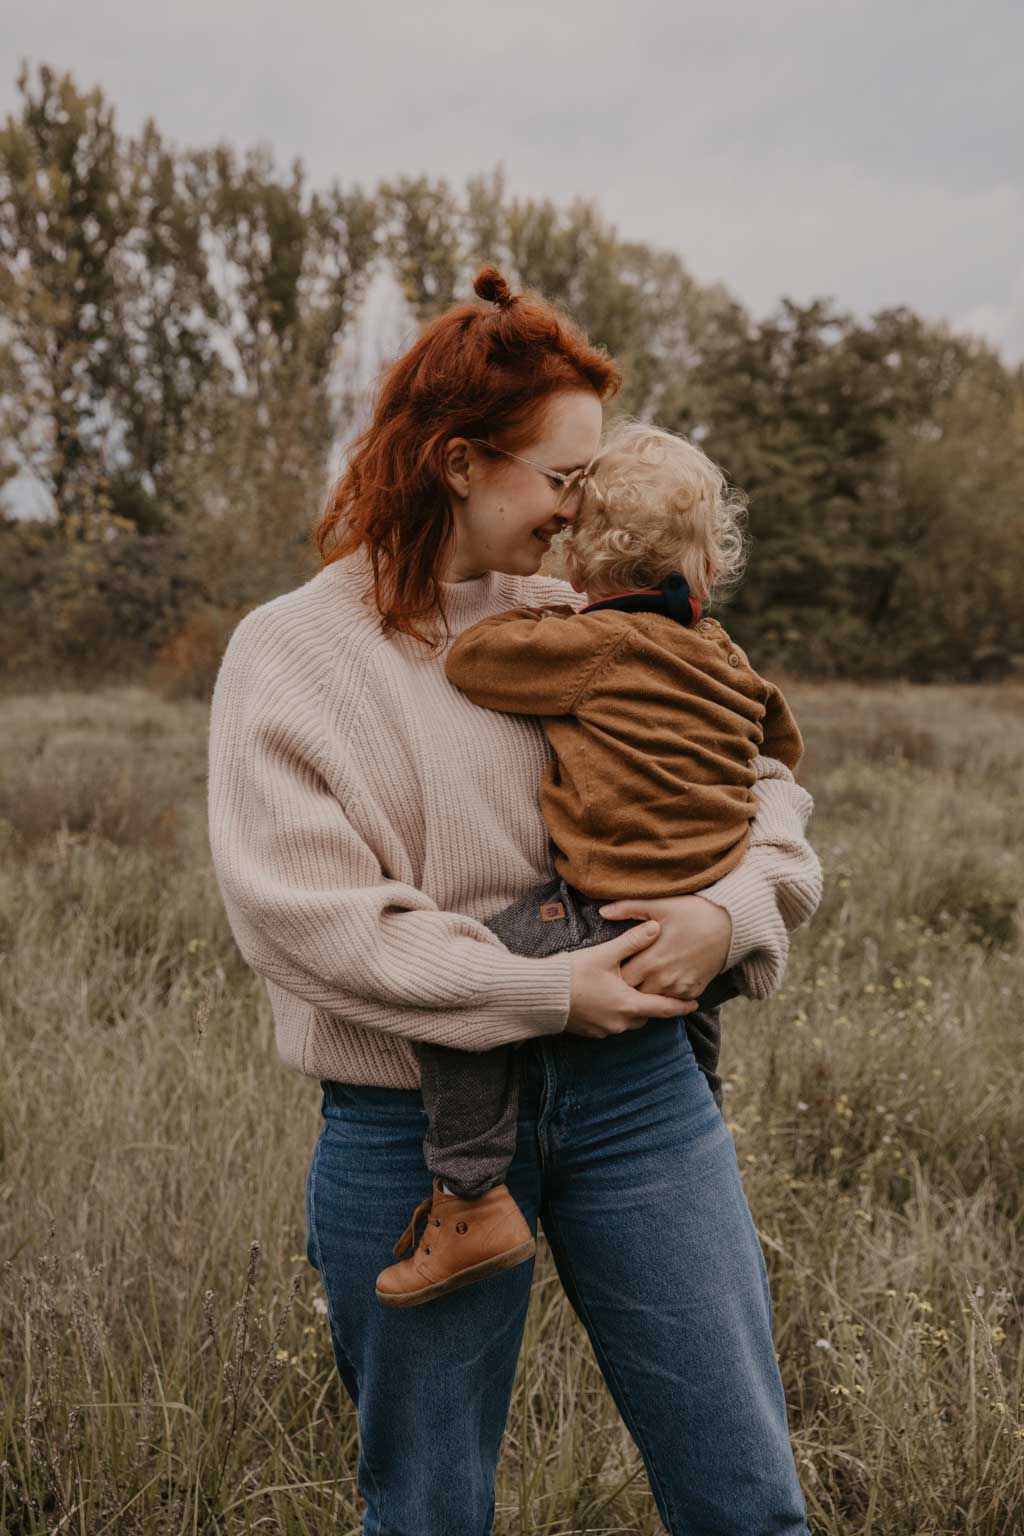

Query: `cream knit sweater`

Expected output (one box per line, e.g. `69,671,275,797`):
206,546,822,1089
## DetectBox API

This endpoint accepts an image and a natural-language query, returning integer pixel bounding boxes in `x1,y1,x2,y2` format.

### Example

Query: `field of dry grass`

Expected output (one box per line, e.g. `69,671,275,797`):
1,679,1022,1534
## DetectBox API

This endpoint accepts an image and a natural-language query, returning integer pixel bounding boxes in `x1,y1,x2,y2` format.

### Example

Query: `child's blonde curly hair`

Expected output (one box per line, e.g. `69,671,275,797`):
556,416,750,604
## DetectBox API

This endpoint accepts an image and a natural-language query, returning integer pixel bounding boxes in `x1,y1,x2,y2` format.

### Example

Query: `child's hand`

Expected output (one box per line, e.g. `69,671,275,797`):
597,894,732,999
536,602,581,619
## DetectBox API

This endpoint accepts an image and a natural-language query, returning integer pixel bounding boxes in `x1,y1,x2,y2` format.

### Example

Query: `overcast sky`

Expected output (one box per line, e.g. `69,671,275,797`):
3,0,1023,366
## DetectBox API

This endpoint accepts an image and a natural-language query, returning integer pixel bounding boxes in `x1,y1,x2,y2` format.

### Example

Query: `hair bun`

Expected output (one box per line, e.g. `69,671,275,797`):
473,264,515,309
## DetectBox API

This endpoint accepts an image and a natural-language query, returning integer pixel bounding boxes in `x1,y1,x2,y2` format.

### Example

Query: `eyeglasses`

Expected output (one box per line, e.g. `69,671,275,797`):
466,437,589,513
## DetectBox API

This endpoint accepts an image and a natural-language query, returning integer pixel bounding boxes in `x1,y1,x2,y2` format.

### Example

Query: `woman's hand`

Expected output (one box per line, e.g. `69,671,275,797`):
564,921,697,1039
595,894,733,1001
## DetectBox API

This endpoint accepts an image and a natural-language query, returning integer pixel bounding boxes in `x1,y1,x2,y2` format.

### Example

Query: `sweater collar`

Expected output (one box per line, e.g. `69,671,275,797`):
437,566,507,630
581,571,701,627
331,545,508,634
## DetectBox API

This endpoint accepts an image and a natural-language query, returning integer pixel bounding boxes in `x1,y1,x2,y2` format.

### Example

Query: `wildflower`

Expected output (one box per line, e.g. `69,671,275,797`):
831,1384,850,1396
312,1295,328,1316
275,1348,290,1362
991,1327,1006,1344
815,1338,832,1351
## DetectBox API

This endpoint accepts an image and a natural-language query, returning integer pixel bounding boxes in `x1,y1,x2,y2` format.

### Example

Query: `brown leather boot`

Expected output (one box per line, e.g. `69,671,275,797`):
375,1178,535,1308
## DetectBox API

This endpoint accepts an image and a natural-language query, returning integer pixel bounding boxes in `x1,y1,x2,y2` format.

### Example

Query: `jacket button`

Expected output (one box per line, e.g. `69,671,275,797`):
728,652,740,666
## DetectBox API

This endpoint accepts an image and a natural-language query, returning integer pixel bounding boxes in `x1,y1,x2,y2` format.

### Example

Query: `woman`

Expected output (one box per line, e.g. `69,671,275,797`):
207,265,821,1535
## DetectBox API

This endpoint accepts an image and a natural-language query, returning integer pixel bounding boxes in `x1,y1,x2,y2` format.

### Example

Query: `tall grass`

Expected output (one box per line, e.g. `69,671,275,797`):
1,681,1022,1533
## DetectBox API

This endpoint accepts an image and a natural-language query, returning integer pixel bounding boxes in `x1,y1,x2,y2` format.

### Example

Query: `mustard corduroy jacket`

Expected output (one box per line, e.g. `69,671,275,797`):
445,602,803,901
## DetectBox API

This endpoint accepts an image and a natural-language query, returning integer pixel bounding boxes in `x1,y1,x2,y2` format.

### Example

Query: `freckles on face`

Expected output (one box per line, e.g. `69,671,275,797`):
497,493,541,545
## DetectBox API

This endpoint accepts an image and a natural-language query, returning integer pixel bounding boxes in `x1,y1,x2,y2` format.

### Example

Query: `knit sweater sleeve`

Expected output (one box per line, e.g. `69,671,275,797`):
207,610,573,1053
697,755,823,1000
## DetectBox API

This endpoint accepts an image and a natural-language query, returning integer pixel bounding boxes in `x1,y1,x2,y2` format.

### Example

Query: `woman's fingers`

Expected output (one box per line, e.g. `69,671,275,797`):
597,899,658,922
627,988,698,1018
608,919,660,957
565,921,698,1038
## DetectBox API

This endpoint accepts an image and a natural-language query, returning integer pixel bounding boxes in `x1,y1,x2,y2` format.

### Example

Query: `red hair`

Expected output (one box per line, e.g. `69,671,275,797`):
314,264,622,650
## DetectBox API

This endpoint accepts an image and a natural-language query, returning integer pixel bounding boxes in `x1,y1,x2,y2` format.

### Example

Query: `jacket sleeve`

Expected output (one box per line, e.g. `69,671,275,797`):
207,612,573,1053
445,605,625,715
697,755,823,999
761,682,804,770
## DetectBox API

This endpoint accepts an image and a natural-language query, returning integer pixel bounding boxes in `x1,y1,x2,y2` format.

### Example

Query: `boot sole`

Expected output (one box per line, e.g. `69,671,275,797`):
375,1237,536,1307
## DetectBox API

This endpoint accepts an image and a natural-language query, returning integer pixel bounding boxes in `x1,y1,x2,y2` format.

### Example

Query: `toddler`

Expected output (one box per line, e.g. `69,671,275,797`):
374,417,804,1309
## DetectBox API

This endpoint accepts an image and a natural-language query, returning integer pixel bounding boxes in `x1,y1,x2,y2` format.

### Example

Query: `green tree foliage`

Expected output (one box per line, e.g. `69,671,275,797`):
107,118,226,532
377,173,462,322
0,62,132,537
167,142,378,604
0,62,378,569
677,299,1024,678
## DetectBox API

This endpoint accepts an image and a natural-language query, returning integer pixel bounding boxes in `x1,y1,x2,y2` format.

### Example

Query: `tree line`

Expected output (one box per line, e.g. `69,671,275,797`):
1,60,1021,688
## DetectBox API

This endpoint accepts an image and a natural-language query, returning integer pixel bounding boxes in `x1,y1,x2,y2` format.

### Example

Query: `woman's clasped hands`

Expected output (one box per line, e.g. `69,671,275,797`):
564,893,733,1040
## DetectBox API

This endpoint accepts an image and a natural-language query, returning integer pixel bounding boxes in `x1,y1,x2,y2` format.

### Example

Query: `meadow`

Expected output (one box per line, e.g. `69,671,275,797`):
1,679,1022,1534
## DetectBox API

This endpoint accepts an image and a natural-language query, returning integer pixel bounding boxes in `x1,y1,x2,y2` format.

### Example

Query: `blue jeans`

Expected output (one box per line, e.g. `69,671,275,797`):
305,1014,810,1535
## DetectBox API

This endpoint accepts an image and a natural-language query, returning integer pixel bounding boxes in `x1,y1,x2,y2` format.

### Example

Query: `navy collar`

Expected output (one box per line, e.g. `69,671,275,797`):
580,571,701,628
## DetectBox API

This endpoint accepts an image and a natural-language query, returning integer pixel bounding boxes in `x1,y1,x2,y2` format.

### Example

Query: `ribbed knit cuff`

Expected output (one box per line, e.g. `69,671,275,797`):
464,946,574,1046
697,862,775,973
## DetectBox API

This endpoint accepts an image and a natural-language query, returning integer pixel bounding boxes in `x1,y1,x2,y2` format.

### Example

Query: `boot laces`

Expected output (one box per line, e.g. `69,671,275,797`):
392,1193,436,1258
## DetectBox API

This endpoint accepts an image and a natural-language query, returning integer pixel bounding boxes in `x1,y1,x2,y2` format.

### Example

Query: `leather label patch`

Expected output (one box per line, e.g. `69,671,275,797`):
539,901,566,921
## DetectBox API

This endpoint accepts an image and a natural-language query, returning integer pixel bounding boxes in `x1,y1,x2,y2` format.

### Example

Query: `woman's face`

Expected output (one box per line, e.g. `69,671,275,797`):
441,390,603,582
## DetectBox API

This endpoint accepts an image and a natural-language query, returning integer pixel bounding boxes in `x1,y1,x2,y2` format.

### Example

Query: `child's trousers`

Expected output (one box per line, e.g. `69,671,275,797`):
412,874,740,1199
